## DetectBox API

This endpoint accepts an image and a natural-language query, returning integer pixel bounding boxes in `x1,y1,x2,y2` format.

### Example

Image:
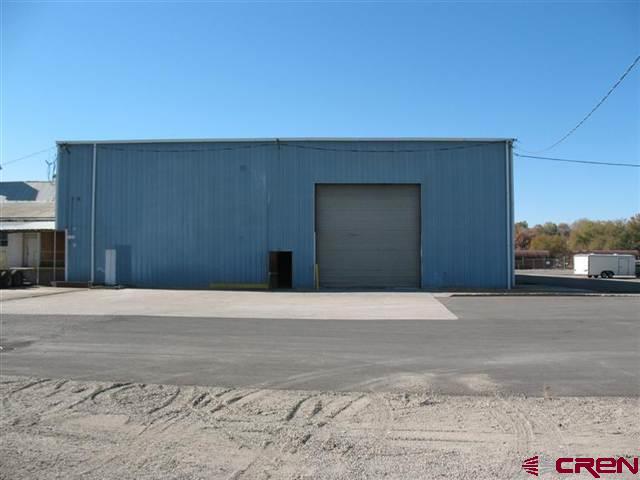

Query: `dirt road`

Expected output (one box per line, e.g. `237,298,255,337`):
1,376,638,479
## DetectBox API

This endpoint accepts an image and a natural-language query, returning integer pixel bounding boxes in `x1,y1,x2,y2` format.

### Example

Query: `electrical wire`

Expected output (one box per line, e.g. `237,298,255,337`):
519,55,640,154
0,146,55,169
93,139,507,155
95,142,275,154
278,140,505,153
514,152,639,168
89,141,640,166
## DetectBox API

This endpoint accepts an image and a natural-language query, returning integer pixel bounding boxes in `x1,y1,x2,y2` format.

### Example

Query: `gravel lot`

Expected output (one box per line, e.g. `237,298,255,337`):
1,376,638,480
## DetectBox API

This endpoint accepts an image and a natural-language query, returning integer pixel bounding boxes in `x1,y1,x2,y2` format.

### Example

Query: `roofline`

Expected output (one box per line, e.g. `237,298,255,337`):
0,217,55,221
0,200,55,203
56,137,515,145
0,180,54,183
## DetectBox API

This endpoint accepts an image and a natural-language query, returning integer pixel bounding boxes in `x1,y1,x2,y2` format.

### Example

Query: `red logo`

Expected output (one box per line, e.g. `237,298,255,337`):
522,456,539,476
522,456,639,478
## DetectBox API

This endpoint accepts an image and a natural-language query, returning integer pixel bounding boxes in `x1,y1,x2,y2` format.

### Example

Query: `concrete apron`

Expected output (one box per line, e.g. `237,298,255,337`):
0,289,458,320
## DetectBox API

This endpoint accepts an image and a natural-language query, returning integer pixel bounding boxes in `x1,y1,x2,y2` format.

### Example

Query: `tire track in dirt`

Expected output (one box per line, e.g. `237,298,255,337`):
209,389,263,414
284,395,312,422
284,393,375,479
310,399,323,417
67,382,132,410
3,375,638,480
7,378,50,396
218,393,370,480
529,398,570,457
180,352,435,480
495,396,534,477
147,386,180,415
236,354,430,403
86,386,203,477
326,394,368,420
367,392,395,454
209,390,307,479
190,391,209,408
44,379,69,398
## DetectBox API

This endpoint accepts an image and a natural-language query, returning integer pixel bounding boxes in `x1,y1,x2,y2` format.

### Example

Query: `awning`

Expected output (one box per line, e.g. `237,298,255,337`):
0,221,56,232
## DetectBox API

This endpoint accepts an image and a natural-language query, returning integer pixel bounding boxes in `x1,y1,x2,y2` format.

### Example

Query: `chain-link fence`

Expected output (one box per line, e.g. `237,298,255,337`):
515,255,573,270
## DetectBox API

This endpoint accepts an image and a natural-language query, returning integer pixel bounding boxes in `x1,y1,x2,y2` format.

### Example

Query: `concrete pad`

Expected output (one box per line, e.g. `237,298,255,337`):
0,289,457,320
0,287,86,302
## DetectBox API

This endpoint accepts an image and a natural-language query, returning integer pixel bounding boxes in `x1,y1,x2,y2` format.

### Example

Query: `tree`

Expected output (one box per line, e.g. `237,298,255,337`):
515,214,639,254
515,229,535,250
540,222,559,236
621,214,640,250
530,234,569,256
568,218,629,251
557,223,571,238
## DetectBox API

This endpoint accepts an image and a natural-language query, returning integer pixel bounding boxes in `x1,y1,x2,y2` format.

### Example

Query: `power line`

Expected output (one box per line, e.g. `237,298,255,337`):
0,146,56,169
94,139,506,155
515,152,640,168
95,142,275,154
520,55,640,154
278,140,505,153
76,141,640,167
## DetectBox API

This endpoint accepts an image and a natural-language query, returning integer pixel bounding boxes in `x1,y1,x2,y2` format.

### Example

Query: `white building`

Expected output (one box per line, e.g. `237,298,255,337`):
0,181,65,285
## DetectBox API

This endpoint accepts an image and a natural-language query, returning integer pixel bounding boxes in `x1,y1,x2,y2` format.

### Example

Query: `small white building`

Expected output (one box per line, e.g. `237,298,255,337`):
0,181,65,285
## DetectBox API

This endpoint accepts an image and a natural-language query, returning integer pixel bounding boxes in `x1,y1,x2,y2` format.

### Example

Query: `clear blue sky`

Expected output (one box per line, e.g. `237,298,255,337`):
1,1,638,226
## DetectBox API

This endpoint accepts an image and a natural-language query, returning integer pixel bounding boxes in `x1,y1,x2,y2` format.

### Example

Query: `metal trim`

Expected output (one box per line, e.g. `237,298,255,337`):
65,229,68,282
505,141,514,289
90,144,96,284
56,137,516,145
509,140,515,288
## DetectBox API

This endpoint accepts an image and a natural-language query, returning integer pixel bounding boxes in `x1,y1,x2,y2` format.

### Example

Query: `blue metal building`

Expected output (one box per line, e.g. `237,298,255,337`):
56,138,514,289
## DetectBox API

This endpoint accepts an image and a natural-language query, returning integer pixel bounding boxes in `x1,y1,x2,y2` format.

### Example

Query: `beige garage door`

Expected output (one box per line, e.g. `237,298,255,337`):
315,184,421,288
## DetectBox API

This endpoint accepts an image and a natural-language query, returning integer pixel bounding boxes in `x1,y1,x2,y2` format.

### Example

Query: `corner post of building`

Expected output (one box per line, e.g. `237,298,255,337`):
505,140,514,289
509,140,515,288
64,229,69,282
91,143,97,285
37,231,41,285
53,228,57,283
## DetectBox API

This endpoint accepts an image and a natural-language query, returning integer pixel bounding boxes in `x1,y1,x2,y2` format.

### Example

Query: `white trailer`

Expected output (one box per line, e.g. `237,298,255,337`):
573,254,636,279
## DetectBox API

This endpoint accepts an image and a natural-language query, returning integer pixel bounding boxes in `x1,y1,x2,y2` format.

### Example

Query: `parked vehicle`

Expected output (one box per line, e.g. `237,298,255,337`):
573,253,636,279
0,250,32,288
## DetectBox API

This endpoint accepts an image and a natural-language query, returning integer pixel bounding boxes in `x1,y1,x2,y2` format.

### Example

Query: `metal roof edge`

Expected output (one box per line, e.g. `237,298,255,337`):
56,137,516,145
0,200,55,203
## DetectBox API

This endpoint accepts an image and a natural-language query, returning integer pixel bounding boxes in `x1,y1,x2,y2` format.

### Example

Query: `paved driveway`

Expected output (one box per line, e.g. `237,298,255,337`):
1,291,638,396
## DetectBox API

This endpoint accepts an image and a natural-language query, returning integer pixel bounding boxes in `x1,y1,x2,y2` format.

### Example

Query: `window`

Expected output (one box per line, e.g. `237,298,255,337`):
0,232,7,247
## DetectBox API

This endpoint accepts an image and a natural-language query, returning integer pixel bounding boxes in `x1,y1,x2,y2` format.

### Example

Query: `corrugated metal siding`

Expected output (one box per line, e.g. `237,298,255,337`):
56,144,93,282
57,140,511,289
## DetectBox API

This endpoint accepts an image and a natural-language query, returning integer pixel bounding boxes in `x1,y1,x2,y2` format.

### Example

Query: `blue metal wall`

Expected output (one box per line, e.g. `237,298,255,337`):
56,139,513,289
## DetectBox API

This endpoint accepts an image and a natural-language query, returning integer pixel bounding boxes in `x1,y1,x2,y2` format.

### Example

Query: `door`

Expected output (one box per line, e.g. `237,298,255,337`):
23,233,39,267
619,257,632,276
315,184,421,288
105,249,117,285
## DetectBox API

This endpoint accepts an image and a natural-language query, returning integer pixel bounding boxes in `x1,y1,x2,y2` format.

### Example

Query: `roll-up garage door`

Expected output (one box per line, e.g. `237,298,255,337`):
315,184,421,288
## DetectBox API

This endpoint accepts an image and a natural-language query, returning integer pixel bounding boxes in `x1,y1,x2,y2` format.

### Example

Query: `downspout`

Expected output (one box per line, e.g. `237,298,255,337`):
54,144,62,281
91,143,97,284
509,140,515,288
505,140,514,289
